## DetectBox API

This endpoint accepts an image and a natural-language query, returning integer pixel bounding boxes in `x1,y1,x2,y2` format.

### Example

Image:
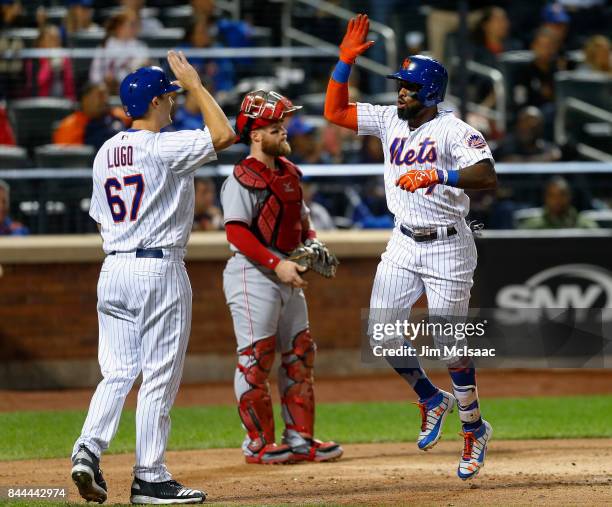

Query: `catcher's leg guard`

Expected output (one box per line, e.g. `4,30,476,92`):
279,329,343,462
236,336,291,464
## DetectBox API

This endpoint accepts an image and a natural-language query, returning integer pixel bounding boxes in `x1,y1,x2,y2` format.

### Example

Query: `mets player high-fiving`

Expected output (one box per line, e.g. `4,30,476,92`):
324,15,497,480
70,51,234,504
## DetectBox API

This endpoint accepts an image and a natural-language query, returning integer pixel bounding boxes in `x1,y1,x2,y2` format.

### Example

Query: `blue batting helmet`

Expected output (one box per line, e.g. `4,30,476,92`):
119,66,180,118
386,55,448,107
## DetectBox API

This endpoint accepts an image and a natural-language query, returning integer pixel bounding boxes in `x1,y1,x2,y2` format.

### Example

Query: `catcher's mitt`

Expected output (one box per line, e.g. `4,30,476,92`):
288,239,339,279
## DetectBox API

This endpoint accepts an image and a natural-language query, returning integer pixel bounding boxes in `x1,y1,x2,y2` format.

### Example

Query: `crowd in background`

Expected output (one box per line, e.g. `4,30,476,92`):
0,0,611,235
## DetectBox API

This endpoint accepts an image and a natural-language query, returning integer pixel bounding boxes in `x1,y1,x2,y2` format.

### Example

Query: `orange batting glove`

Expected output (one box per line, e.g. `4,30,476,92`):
339,14,375,64
396,169,440,192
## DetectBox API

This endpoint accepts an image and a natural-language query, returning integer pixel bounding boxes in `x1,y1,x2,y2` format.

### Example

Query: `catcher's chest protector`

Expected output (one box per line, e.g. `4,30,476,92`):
234,156,303,253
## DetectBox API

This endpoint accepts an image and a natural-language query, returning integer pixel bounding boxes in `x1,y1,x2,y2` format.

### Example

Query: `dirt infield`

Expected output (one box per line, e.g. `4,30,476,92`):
2,369,612,412
1,440,611,505
2,371,611,504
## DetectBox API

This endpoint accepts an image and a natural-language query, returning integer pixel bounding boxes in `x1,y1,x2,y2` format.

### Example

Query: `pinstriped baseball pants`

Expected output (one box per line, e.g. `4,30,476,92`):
72,250,191,482
369,222,477,355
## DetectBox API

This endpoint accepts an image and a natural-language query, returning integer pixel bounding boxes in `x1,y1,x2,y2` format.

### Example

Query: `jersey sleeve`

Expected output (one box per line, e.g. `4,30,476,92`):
220,175,258,225
356,103,394,140
450,122,494,169
158,127,218,176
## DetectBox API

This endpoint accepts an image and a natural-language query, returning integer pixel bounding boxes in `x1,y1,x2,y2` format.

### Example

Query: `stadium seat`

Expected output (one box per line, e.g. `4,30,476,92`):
140,28,185,48
68,30,105,49
162,5,192,28
8,98,76,153
555,72,612,153
0,150,30,175
579,209,612,228
34,145,95,169
513,207,542,228
555,71,612,112
0,145,31,169
1,28,38,48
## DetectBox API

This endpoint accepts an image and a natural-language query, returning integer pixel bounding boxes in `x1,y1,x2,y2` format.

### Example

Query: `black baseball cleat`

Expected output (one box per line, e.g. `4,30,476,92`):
130,477,206,504
71,444,108,504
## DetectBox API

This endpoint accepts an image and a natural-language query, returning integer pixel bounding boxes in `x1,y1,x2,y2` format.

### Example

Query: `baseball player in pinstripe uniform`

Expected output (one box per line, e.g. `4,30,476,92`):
70,51,235,504
324,15,497,480
220,90,343,465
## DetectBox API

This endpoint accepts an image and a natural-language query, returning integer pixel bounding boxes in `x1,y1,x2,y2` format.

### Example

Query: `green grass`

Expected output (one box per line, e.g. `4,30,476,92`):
1,395,611,461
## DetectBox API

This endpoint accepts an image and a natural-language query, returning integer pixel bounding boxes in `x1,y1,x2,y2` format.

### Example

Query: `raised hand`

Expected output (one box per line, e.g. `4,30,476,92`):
396,169,440,193
339,14,375,64
167,50,201,91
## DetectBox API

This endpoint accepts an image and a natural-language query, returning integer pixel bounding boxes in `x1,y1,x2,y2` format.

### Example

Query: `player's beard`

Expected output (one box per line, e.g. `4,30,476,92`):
262,138,292,157
398,101,424,121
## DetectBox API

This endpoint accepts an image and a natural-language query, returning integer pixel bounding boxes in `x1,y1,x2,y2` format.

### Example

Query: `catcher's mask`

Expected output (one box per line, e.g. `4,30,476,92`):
235,90,301,144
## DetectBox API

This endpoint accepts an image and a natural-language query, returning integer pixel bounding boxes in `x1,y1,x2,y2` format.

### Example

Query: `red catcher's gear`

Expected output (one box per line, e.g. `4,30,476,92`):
234,156,303,254
237,336,276,454
235,90,301,143
281,329,316,437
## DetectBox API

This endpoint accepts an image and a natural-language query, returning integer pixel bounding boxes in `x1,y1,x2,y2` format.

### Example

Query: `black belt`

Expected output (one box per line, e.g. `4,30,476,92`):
400,224,457,242
108,248,164,258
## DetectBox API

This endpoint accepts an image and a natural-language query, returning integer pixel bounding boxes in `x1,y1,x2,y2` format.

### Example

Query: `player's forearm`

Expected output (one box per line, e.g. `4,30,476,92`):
324,67,358,130
190,85,235,150
225,222,281,269
452,160,497,190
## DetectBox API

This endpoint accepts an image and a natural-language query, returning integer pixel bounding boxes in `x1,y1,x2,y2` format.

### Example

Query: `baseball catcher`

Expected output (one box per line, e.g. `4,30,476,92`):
220,90,343,464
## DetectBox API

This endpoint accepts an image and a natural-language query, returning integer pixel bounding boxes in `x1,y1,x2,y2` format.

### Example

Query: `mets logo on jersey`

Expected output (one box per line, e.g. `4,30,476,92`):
465,133,487,150
390,136,437,166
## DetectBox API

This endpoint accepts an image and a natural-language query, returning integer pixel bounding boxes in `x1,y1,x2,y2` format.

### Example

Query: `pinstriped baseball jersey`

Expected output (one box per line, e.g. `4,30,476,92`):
72,125,219,484
356,104,493,229
90,128,216,253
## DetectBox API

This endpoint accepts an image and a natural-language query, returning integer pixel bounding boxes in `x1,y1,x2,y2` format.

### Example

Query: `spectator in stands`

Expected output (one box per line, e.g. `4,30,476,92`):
53,82,128,150
287,116,328,165
191,0,252,47
193,178,223,231
514,28,566,109
494,107,562,162
64,0,99,36
89,10,149,94
24,24,76,100
172,90,203,131
0,102,16,144
303,181,335,230
540,3,571,54
520,176,598,229
468,7,521,117
513,27,567,139
120,0,163,32
0,0,25,29
425,0,489,64
470,7,520,68
578,35,611,74
177,18,235,93
191,0,214,19
0,179,28,235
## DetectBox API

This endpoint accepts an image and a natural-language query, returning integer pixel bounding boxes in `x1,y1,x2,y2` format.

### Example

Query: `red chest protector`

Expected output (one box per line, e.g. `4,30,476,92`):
234,156,303,254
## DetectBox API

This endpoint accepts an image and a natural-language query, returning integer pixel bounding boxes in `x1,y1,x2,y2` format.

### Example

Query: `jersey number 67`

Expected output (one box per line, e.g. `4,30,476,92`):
104,174,145,223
